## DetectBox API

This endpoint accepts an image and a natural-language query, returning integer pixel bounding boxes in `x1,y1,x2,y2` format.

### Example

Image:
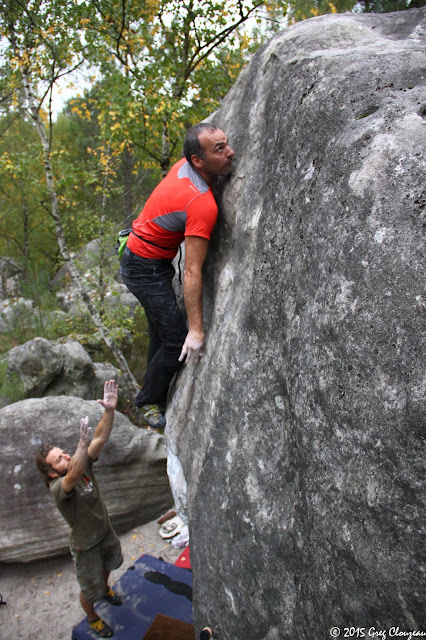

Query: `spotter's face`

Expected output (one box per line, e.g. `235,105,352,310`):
45,447,71,478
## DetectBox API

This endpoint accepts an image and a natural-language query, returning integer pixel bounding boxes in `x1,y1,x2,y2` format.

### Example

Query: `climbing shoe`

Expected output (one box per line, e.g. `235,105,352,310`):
89,617,114,637
139,404,166,430
103,586,122,606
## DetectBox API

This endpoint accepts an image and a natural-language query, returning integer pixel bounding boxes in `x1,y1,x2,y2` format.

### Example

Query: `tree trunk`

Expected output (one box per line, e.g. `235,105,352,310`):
21,68,139,395
123,145,134,227
160,118,170,178
98,140,112,317
20,182,30,264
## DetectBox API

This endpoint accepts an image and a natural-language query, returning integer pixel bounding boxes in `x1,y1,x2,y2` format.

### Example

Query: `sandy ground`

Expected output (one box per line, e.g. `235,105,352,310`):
0,519,184,640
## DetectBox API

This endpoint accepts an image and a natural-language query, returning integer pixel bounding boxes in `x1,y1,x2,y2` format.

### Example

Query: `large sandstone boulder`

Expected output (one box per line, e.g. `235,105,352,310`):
166,9,426,639
0,397,173,562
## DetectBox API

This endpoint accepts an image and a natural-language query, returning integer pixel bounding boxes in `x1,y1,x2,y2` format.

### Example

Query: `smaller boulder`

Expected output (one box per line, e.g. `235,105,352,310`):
1,338,135,407
3,337,63,398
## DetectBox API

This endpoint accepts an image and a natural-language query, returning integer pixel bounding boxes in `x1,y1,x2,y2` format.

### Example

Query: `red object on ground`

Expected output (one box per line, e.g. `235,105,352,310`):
174,546,191,569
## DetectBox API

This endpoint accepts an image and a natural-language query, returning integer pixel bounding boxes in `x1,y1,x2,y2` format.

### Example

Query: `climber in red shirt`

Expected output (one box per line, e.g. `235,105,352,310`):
120,123,234,429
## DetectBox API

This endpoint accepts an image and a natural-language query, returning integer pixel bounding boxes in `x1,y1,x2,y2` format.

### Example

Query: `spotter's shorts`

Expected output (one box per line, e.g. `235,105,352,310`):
71,527,123,603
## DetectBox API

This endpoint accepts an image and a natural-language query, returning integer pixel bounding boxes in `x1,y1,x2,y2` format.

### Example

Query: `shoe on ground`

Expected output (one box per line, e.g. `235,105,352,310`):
103,586,122,606
89,617,114,637
159,515,184,539
139,403,166,430
157,509,177,525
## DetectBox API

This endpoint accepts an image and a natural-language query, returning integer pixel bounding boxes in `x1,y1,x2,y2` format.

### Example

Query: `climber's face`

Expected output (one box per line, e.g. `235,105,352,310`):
45,446,71,478
192,128,234,186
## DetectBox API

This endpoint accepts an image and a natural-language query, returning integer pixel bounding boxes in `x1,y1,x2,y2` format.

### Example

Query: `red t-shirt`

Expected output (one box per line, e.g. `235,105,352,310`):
127,158,218,260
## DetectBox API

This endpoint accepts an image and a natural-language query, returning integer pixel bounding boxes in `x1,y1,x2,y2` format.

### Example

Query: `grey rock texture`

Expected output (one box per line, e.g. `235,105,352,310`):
43,340,97,398
4,337,63,398
93,361,125,399
1,337,128,405
166,9,426,639
0,257,24,299
0,397,173,562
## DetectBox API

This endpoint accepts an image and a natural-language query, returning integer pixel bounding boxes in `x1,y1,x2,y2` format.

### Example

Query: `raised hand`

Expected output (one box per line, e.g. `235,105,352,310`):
79,416,91,445
97,379,118,411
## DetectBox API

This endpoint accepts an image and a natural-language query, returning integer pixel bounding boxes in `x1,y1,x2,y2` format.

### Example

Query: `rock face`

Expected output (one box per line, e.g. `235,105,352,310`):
0,397,173,562
166,9,426,639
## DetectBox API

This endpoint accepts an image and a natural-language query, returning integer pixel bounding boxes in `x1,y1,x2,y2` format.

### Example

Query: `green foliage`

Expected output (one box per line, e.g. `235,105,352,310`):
78,0,289,173
119,306,150,382
355,0,425,10
0,265,82,349
0,300,35,350
0,358,25,404
288,0,356,21
100,297,147,346
1,0,284,276
52,83,161,235
0,297,95,352
0,115,58,269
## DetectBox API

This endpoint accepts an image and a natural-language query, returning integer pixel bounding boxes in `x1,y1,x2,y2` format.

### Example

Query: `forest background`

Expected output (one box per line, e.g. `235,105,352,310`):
0,0,423,398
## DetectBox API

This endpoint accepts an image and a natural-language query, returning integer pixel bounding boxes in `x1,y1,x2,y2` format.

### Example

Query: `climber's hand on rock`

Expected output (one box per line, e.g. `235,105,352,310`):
179,329,204,364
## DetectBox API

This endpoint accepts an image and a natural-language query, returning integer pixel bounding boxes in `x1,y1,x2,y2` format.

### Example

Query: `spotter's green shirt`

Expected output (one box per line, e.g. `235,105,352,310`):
50,457,110,551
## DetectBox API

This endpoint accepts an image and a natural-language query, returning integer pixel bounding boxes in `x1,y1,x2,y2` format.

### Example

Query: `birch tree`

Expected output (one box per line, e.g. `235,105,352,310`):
0,0,139,392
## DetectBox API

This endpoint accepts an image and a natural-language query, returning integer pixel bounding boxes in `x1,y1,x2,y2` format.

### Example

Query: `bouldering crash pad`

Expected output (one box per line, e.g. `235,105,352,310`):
71,555,193,640
174,546,191,570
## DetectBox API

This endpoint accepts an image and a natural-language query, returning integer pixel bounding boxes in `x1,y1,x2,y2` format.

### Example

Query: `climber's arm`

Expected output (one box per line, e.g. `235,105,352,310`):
179,236,209,364
61,417,91,493
87,380,118,460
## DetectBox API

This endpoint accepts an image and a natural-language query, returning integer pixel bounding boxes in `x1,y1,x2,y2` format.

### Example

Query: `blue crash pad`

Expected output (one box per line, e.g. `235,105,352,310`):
71,554,193,640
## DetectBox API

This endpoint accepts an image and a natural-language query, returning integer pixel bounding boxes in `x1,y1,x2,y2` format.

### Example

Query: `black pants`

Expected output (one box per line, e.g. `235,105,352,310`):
120,246,187,406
